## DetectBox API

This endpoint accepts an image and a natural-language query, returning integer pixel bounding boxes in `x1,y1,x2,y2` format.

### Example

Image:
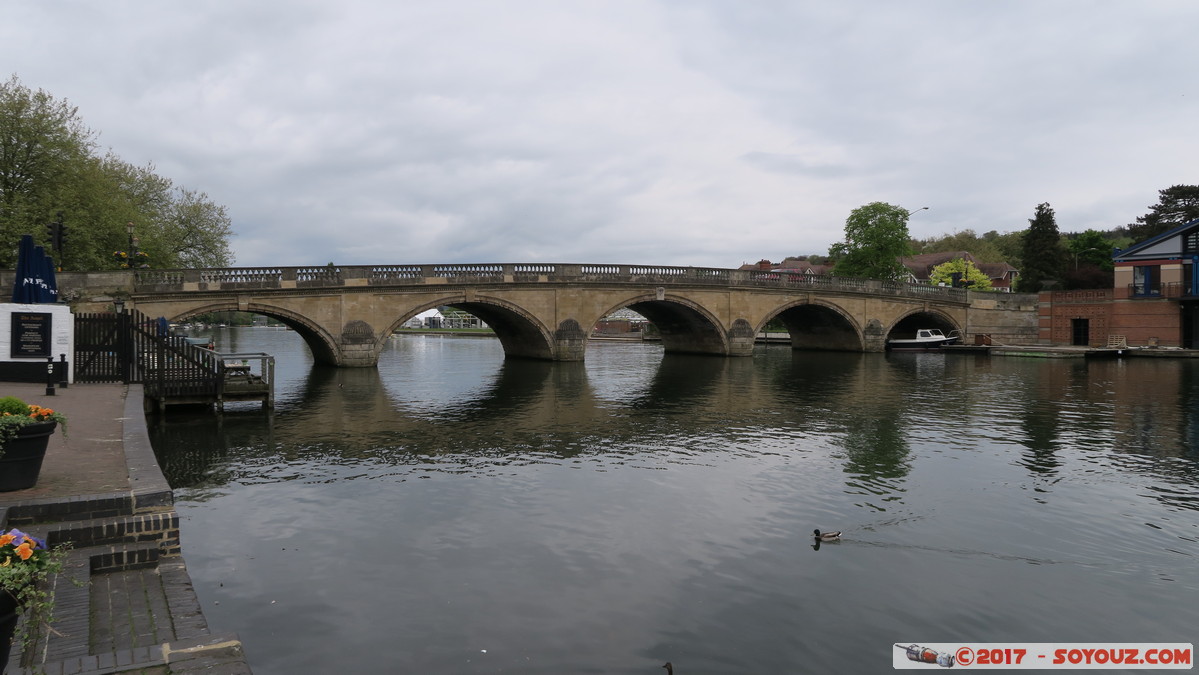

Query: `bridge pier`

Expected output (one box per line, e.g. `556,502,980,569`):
553,319,587,361
863,319,888,352
727,319,756,357
337,320,382,367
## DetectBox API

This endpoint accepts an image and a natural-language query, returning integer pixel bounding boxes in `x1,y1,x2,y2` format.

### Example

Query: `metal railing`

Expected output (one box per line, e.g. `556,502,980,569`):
1127,282,1187,298
133,264,971,303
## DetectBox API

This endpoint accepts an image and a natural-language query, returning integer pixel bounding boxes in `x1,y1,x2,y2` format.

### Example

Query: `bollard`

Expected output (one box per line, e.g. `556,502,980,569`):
58,353,69,389
45,357,56,396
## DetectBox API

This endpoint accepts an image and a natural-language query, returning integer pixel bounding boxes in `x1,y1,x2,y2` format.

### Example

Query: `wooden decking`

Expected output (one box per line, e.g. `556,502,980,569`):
143,351,275,412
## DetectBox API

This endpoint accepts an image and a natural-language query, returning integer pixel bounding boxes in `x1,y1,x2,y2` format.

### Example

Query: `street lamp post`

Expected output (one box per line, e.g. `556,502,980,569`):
126,222,139,263
905,206,930,217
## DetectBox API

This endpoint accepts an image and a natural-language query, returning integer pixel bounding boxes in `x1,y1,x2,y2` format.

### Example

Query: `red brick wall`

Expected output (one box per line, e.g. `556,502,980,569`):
1110,299,1181,347
1040,289,1183,347
1039,290,1113,346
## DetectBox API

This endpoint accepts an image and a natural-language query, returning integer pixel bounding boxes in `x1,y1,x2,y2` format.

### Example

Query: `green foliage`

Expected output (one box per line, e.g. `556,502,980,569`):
1016,203,1067,292
0,75,233,270
831,202,916,281
916,229,1004,262
0,396,27,416
929,258,994,291
1127,185,1199,242
1060,229,1115,290
0,75,95,264
1065,230,1114,270
0,529,71,667
0,398,68,446
984,230,1024,271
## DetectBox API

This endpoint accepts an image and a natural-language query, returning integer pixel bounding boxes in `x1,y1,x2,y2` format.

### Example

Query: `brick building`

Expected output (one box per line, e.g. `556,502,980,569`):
1039,217,1199,348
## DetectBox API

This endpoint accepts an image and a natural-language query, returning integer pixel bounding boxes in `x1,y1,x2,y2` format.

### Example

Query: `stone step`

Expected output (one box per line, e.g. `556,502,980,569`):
1,491,172,528
41,512,181,555
9,538,245,675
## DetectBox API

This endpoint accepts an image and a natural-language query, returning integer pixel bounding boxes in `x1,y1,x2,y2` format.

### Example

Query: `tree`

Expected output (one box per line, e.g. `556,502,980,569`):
1065,230,1113,270
0,75,96,265
1061,229,1114,290
1016,203,1067,293
914,229,1004,262
0,75,233,269
830,202,915,281
1127,185,1199,242
159,188,233,267
984,229,1024,272
929,258,993,291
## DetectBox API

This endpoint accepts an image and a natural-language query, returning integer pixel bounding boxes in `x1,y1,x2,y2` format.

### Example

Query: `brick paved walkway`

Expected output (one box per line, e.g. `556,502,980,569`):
0,382,251,674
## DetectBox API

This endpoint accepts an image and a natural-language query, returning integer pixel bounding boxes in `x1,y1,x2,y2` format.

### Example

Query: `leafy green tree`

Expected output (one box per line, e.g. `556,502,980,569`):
1127,185,1199,242
160,188,233,267
929,258,993,291
1065,229,1113,270
915,229,1004,262
984,229,1024,271
831,202,916,281
0,75,95,265
1016,203,1067,292
0,75,233,269
1061,229,1114,290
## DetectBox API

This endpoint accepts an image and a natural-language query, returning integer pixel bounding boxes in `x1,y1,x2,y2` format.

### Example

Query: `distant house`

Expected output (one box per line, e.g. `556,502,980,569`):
976,262,1020,292
744,253,1018,291
898,251,1019,291
594,308,649,334
1037,217,1199,348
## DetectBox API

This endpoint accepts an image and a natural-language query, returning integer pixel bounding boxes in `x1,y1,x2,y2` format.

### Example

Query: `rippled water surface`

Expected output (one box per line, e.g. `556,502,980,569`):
150,329,1199,674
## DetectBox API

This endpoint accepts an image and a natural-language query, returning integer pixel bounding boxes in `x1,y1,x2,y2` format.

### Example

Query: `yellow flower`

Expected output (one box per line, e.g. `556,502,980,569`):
15,542,33,560
0,534,14,546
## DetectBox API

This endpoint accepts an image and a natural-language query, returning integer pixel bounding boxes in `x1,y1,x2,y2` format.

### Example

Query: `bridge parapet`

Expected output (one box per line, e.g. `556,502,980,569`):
132,264,969,303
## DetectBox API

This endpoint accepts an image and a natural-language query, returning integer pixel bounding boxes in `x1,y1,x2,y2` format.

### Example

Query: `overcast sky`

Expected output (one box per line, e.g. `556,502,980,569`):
5,1,1197,268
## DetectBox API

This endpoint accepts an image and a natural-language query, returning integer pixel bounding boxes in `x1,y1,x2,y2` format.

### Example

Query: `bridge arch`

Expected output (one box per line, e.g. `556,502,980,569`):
761,300,864,351
593,293,734,356
888,308,961,339
170,302,341,365
382,295,556,361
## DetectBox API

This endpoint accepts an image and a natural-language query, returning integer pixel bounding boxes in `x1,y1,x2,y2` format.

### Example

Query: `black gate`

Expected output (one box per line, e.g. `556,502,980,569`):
74,312,129,383
73,310,222,395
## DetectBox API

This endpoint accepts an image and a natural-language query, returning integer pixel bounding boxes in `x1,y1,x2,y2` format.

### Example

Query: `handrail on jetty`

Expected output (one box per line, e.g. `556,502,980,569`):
132,264,969,303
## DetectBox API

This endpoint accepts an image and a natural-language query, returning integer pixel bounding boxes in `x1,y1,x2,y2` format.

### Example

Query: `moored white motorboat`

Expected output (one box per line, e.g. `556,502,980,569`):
886,328,961,350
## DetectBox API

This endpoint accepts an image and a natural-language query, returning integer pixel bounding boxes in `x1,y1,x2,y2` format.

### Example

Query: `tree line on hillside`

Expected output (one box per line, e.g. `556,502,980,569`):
799,185,1199,292
0,75,232,270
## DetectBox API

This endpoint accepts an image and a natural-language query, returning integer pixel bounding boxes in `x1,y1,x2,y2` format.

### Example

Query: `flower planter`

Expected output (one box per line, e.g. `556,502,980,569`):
0,421,56,492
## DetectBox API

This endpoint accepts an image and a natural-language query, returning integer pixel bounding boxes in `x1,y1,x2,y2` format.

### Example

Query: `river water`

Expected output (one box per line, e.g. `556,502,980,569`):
148,328,1199,674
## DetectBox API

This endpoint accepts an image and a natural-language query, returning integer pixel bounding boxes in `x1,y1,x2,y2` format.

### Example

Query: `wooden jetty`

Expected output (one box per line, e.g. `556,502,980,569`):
141,342,275,412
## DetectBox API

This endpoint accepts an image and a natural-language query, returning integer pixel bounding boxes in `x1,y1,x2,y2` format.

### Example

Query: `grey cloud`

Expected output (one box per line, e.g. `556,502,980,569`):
4,0,1199,268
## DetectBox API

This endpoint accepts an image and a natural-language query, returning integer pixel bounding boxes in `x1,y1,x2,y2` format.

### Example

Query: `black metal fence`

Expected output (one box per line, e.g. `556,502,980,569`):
73,310,221,397
74,312,130,383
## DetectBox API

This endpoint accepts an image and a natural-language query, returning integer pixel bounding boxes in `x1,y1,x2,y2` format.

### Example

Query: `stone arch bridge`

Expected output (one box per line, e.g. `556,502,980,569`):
101,263,998,367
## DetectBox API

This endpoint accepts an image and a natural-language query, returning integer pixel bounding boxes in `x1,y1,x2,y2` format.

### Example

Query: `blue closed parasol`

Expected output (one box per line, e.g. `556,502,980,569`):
10,234,58,304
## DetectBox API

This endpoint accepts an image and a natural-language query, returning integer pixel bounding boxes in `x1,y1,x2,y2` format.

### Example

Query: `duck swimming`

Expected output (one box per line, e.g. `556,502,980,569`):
813,529,841,541
662,662,674,674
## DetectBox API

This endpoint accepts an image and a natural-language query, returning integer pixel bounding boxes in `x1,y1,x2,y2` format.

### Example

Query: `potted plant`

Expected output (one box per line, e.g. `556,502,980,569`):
0,529,68,668
0,397,67,492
